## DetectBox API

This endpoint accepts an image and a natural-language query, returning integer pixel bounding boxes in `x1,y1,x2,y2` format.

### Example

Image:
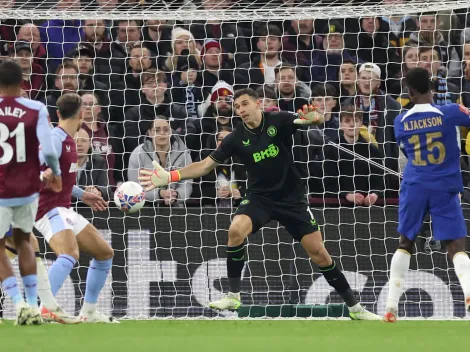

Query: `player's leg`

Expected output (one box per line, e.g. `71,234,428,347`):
430,192,470,312
209,214,254,311
384,185,427,322
209,196,272,311
277,205,380,320
35,208,80,298
5,232,79,323
11,200,43,325
383,235,414,322
75,222,117,323
445,238,470,311
0,210,29,325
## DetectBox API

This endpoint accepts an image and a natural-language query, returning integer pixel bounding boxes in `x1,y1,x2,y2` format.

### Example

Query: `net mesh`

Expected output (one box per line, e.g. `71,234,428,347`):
0,0,469,319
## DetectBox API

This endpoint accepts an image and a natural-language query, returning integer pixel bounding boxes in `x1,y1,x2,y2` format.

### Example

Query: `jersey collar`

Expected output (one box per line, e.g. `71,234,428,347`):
243,112,265,135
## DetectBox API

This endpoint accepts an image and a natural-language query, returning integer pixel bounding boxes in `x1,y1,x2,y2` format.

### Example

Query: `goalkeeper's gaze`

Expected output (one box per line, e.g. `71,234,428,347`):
139,88,380,320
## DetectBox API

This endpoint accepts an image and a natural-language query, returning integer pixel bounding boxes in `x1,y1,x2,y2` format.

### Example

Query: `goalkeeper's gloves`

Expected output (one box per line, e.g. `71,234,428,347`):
294,105,325,125
138,161,181,191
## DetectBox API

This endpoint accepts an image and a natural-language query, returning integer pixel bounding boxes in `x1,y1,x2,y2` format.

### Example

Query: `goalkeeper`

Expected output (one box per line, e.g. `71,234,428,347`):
139,88,380,320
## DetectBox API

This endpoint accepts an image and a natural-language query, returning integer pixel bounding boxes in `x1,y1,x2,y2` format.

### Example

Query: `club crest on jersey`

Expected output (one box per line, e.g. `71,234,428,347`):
267,126,277,137
69,163,78,173
66,145,71,152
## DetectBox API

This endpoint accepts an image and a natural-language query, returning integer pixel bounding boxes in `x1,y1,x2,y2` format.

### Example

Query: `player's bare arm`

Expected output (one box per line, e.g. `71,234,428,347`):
139,156,218,191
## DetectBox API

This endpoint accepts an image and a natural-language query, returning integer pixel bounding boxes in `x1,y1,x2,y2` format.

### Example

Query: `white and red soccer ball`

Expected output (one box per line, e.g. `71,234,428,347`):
114,181,146,214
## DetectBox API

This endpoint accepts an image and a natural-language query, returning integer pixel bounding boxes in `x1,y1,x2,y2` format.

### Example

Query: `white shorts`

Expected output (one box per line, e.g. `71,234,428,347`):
34,207,89,243
0,199,39,237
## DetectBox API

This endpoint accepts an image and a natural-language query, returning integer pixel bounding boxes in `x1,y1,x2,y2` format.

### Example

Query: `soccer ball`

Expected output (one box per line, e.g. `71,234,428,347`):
114,181,146,214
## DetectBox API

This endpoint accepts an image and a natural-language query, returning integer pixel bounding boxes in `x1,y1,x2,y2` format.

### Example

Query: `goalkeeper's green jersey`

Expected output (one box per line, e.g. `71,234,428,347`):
210,111,306,201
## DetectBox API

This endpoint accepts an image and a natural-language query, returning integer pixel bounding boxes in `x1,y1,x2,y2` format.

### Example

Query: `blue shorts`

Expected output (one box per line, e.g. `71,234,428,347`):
398,184,467,241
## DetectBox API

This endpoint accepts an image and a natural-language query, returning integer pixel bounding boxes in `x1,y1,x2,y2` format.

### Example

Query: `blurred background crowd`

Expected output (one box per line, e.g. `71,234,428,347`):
4,0,470,207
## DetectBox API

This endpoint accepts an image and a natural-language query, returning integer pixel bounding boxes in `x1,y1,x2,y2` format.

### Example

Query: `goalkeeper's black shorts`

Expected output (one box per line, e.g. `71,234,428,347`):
234,194,320,241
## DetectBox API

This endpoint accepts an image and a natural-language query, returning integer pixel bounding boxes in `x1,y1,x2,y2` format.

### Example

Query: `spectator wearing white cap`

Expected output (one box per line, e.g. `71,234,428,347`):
200,39,234,95
165,27,201,72
343,62,401,193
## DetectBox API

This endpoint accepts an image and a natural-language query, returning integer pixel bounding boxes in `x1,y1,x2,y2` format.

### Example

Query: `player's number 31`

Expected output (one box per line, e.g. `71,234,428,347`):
408,132,446,166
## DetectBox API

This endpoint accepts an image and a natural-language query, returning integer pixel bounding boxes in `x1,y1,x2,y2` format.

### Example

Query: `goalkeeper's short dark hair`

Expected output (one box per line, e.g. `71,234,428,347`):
405,67,432,94
233,88,259,102
0,61,23,88
57,93,82,120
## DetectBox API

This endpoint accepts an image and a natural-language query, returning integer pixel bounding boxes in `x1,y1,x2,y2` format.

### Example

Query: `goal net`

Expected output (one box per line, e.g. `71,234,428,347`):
1,0,470,320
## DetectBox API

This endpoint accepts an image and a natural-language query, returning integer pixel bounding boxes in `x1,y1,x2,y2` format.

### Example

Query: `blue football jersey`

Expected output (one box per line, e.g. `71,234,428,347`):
394,103,470,192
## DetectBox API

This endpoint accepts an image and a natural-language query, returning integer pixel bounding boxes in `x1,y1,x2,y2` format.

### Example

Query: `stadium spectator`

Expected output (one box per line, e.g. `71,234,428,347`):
190,0,250,67
343,63,400,189
82,19,109,52
0,1,24,57
460,28,470,61
311,21,359,88
255,86,279,112
198,126,246,206
337,60,358,104
460,60,470,107
353,17,401,81
110,43,155,118
274,64,311,113
66,44,109,112
115,19,142,54
408,12,460,78
16,23,45,70
234,25,285,90
39,0,84,72
200,39,234,93
282,19,320,82
98,20,142,87
142,20,172,71
171,51,204,119
195,81,239,159
75,128,110,200
9,40,44,101
81,19,117,86
80,92,116,186
165,27,201,72
380,0,416,47
123,69,191,168
397,46,460,108
388,44,418,97
42,63,80,124
311,84,339,142
323,106,385,205
128,118,192,206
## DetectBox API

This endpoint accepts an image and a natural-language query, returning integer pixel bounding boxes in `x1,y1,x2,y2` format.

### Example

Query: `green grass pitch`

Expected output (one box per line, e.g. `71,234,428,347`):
1,320,469,352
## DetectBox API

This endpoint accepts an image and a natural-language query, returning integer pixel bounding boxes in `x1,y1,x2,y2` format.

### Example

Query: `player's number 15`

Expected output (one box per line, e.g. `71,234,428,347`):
408,132,446,166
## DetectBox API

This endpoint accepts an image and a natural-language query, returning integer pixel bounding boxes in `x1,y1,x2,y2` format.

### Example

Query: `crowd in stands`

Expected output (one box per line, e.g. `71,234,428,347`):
4,0,470,207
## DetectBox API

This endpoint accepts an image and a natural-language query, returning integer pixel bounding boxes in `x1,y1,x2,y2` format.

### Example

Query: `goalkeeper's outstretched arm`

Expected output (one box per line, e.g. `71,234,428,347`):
138,157,218,191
